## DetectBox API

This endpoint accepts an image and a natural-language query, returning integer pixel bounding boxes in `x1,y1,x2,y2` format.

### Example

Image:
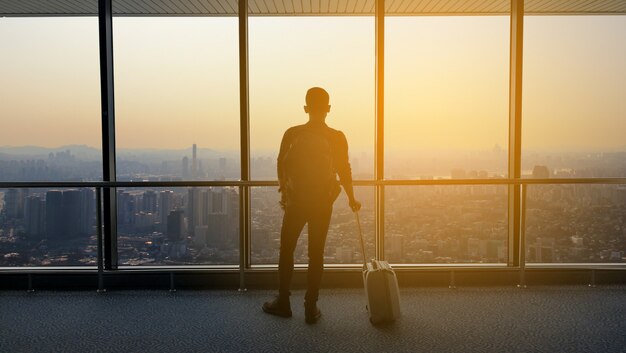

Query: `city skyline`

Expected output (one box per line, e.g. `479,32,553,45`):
1,142,624,266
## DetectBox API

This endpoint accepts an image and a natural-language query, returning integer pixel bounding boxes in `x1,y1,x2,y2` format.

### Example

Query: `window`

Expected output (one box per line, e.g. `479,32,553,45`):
249,17,375,180
386,185,508,264
523,16,626,178
0,18,102,182
113,14,240,181
0,188,98,267
117,186,239,266
251,186,375,265
385,16,509,180
525,184,626,263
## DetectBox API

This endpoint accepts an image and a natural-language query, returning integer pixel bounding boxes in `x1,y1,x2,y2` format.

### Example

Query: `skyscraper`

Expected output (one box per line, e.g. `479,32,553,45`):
79,188,94,235
158,190,174,230
25,195,45,238
62,189,82,238
187,187,215,237
182,156,189,179
167,209,185,242
142,190,157,213
5,188,26,219
192,143,197,180
117,191,135,226
206,188,239,249
45,190,64,239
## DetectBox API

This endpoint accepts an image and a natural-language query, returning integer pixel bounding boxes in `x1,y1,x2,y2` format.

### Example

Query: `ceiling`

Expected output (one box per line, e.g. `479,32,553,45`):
0,0,625,16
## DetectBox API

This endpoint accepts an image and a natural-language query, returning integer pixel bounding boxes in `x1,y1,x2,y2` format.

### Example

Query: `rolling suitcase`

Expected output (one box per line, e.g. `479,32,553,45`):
355,212,401,325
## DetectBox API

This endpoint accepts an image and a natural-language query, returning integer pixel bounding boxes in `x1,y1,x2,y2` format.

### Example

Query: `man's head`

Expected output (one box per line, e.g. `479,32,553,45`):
304,87,331,121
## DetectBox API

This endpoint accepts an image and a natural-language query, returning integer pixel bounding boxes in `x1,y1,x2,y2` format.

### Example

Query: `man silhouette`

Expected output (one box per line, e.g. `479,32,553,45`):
262,87,361,324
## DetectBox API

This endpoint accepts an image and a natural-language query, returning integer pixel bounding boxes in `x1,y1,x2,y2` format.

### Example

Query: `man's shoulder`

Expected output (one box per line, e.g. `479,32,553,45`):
284,124,307,135
285,124,345,142
323,126,346,142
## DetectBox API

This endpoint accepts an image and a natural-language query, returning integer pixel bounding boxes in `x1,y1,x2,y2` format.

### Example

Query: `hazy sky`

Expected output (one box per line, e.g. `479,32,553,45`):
0,15,624,154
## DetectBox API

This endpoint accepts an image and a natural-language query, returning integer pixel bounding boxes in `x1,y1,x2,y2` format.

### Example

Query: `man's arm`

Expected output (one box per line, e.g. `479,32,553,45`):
277,129,292,208
335,131,361,212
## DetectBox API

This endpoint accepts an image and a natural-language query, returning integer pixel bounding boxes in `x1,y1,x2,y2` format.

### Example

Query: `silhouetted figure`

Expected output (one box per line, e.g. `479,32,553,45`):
263,87,361,324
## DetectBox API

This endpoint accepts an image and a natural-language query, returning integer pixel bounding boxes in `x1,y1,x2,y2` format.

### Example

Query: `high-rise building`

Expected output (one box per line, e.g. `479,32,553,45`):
206,188,239,249
182,156,189,179
79,188,94,235
4,188,26,219
142,190,157,213
193,225,208,247
192,144,198,179
532,165,550,179
187,188,204,235
530,237,555,263
45,190,64,239
117,191,135,225
62,189,82,238
25,195,45,238
158,190,174,229
167,209,185,242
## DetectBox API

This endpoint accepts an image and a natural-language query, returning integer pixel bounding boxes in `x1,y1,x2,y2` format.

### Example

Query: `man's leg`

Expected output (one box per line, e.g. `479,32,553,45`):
278,206,307,299
263,205,306,317
304,203,333,304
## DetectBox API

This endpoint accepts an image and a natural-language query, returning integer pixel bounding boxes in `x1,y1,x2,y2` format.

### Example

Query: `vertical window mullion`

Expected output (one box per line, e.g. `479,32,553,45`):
98,0,118,270
508,0,524,267
238,0,250,290
375,0,385,261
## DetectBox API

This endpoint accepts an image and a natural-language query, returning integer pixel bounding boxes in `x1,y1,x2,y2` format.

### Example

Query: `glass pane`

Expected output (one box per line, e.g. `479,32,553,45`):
251,186,375,265
0,18,102,181
0,188,97,267
112,13,240,181
385,185,508,264
249,17,375,180
523,16,626,178
525,184,626,264
117,187,239,266
385,16,509,179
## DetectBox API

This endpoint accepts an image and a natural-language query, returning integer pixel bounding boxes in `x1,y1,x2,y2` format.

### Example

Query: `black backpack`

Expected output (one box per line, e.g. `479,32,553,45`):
283,127,340,205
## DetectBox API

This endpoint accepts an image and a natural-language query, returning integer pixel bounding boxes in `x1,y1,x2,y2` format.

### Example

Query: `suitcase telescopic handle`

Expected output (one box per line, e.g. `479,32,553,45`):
355,211,367,267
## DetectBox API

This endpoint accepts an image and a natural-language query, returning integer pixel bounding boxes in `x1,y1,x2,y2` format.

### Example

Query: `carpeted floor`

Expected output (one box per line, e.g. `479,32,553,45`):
1,286,624,353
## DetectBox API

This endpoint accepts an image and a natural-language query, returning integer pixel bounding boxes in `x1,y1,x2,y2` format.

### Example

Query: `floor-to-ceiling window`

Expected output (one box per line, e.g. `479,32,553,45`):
0,17,101,267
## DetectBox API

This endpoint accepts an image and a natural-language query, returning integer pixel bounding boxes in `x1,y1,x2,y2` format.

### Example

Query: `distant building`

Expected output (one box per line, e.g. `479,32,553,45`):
192,144,198,179
117,191,135,225
167,209,185,242
529,237,554,263
25,195,45,238
5,188,27,219
182,156,189,179
62,189,82,238
158,190,174,230
142,190,157,213
45,190,65,238
532,165,550,179
79,188,95,235
44,189,92,240
451,169,466,179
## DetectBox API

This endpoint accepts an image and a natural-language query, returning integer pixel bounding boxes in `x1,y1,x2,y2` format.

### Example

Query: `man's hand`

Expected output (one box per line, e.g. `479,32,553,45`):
349,199,361,212
279,188,287,210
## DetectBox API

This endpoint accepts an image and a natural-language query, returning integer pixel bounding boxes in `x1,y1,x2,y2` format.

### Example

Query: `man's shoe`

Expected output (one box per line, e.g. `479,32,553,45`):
262,296,292,318
304,303,321,324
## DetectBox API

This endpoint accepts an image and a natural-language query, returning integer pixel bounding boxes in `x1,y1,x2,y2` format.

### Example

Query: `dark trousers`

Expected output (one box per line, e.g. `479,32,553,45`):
278,202,333,303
